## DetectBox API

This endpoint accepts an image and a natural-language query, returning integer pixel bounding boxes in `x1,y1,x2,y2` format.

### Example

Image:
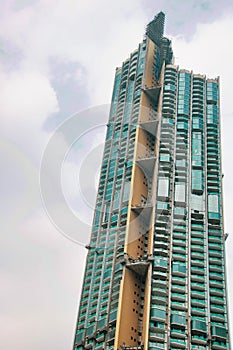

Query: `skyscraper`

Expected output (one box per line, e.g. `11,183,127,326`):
73,12,230,350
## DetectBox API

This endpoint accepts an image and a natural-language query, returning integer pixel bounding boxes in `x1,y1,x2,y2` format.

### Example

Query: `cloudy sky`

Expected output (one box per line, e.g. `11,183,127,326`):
1,1,233,349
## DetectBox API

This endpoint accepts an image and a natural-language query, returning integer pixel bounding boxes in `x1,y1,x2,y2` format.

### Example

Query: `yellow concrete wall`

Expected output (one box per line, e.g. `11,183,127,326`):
137,128,154,160
131,165,148,206
142,265,152,348
140,92,156,122
115,269,142,349
114,41,166,350
144,38,156,88
127,212,148,259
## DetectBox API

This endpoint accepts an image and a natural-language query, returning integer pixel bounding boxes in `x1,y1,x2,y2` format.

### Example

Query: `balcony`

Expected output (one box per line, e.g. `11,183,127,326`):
210,304,226,314
170,328,186,338
170,338,186,348
95,333,105,343
170,314,186,328
106,329,115,345
75,332,85,347
173,245,187,255
191,260,205,268
191,290,206,300
152,276,168,289
149,330,166,342
211,313,226,322
155,233,169,242
124,253,153,276
209,257,222,266
209,280,224,289
171,284,186,294
209,272,223,281
85,341,94,349
154,247,169,257
191,307,206,317
191,251,204,260
172,253,186,262
152,271,167,283
191,335,207,346
191,282,205,291
210,296,225,305
210,288,224,298
191,319,207,335
172,276,186,286
211,342,228,350
212,326,227,340
191,299,206,308
191,266,205,276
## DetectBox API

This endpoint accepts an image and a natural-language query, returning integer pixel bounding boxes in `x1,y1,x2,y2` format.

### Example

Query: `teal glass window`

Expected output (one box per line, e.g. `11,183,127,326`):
171,313,186,325
157,201,169,210
151,307,166,320
177,121,188,130
106,123,113,140
172,263,186,274
192,169,203,192
160,153,170,162
174,207,186,215
164,84,176,91
94,206,102,226
103,202,110,223
176,159,186,167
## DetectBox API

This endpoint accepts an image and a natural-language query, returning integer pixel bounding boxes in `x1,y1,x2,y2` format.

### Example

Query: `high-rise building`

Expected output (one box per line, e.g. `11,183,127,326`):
73,12,230,350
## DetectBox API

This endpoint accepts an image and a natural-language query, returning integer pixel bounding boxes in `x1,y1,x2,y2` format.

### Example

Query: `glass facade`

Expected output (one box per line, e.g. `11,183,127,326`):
73,12,230,350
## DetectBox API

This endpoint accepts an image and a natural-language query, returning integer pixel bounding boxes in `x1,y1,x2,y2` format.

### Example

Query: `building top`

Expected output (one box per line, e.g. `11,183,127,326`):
146,11,165,45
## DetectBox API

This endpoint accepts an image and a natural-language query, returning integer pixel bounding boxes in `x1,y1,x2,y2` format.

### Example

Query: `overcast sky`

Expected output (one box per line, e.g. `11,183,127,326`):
1,1,233,349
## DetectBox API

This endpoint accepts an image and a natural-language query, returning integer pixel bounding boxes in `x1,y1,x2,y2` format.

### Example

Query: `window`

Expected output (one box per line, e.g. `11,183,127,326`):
123,181,131,201
151,307,166,320
172,263,186,274
158,178,169,198
160,153,170,162
94,206,102,226
191,194,204,212
208,194,219,213
103,202,110,223
174,207,186,215
157,201,169,210
175,183,186,202
176,159,186,167
192,169,203,192
113,190,121,210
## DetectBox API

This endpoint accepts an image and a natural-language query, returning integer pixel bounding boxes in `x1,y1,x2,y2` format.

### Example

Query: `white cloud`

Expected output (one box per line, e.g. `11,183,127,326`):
0,69,58,127
0,67,59,161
